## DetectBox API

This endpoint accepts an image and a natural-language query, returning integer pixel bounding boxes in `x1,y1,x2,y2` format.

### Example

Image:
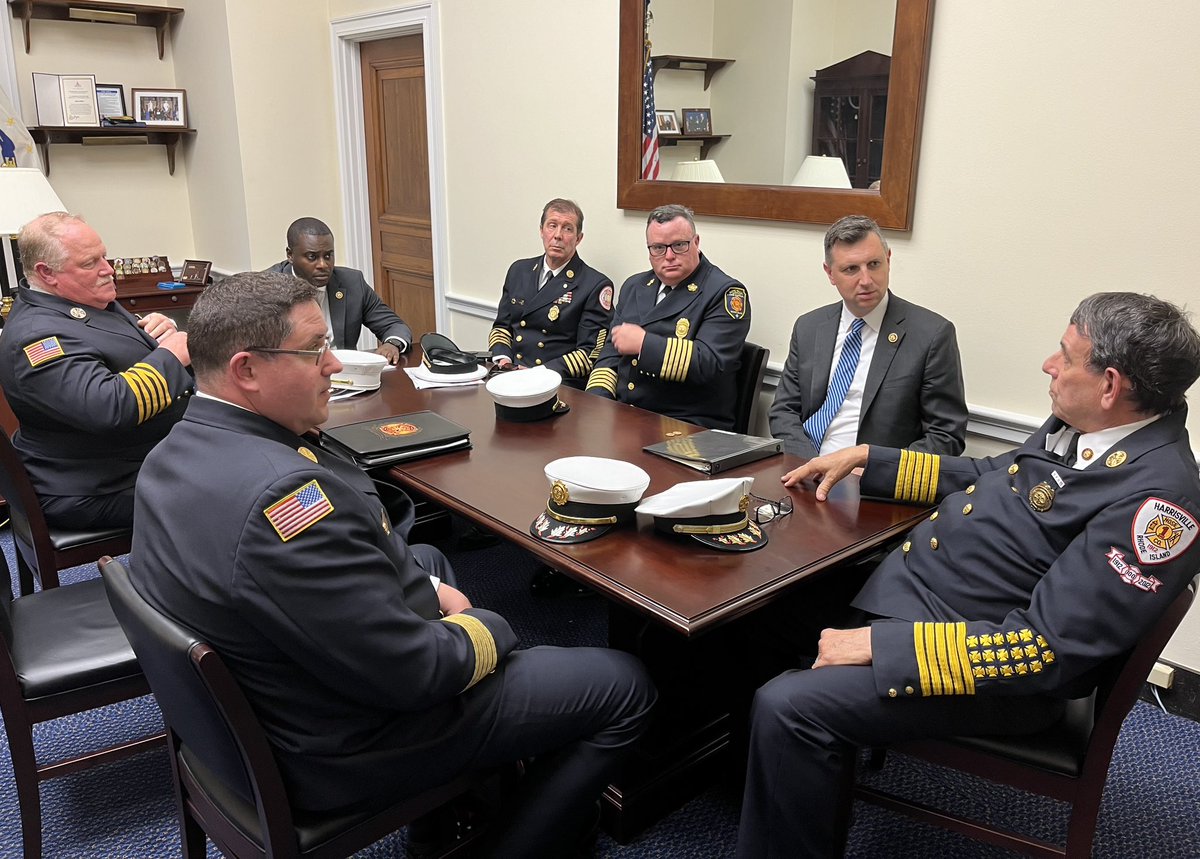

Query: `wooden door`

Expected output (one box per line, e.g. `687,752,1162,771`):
360,35,437,340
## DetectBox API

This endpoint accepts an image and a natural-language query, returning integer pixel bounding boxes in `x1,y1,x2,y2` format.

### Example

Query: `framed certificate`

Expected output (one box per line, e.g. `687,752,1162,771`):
95,83,126,119
59,75,100,127
179,259,212,286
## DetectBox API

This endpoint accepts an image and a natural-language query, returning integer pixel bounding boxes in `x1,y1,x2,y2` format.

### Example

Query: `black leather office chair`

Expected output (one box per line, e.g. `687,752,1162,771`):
0,553,163,859
99,556,482,859
0,421,131,595
849,575,1197,858
731,341,769,434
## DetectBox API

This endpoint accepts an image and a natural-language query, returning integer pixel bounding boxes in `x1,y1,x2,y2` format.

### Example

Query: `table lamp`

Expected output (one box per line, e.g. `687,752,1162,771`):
1,168,67,310
789,155,851,189
671,159,725,183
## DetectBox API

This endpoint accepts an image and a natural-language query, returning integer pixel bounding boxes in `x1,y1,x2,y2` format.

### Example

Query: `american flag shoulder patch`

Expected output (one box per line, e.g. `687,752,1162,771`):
263,479,334,542
24,337,65,367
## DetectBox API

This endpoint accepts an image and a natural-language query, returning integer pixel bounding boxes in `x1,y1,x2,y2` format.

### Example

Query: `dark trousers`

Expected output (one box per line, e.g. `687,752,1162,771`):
735,663,1065,858
42,487,134,530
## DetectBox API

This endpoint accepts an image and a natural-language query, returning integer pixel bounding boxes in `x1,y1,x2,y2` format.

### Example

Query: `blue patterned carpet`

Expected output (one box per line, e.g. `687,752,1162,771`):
2,525,1199,858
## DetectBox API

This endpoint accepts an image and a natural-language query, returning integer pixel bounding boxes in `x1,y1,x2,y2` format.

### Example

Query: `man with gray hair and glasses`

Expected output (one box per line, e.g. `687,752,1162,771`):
738,292,1200,857
770,214,967,459
586,204,750,429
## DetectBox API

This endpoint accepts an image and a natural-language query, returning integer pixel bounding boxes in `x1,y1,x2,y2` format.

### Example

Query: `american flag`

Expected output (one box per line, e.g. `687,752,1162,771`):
640,0,660,180
264,480,334,542
23,337,64,367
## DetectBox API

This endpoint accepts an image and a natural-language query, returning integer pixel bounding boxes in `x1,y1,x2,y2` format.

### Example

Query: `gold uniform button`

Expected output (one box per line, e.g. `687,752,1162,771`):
535,359,543,365
1011,485,1020,494
930,511,938,521
542,329,548,335
631,359,638,367
1081,448,1094,461
515,335,523,343
1008,464,1019,474
537,342,545,348
902,541,912,553
628,382,636,391
963,503,973,515
515,353,523,360
519,321,526,328
966,485,976,495
888,688,898,698
930,537,939,550
904,686,914,696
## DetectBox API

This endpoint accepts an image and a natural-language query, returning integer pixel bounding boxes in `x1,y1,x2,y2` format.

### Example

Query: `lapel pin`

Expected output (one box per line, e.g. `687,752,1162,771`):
70,307,86,319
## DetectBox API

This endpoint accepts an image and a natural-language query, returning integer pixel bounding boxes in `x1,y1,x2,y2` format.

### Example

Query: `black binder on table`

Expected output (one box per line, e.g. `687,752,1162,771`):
643,429,783,474
320,411,472,468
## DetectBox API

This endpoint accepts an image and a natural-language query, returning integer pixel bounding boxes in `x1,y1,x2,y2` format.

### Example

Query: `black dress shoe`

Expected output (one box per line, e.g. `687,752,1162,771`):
529,566,593,597
458,523,501,550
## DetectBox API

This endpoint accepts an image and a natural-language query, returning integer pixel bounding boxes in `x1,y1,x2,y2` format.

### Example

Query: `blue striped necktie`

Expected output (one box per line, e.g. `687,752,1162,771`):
804,317,866,450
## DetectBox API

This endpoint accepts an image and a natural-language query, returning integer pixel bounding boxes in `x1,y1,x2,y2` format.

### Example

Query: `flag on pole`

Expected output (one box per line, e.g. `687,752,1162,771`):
640,0,660,181
0,88,39,169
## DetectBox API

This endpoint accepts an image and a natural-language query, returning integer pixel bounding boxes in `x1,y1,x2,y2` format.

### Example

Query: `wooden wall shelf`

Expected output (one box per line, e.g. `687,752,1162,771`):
8,0,183,59
29,126,196,175
658,133,730,161
650,55,734,90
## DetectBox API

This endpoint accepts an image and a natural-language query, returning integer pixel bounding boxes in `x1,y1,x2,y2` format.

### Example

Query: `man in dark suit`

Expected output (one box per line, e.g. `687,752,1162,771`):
739,292,1200,858
131,272,655,856
770,215,967,458
268,217,412,364
489,199,613,387
586,204,750,429
0,212,192,528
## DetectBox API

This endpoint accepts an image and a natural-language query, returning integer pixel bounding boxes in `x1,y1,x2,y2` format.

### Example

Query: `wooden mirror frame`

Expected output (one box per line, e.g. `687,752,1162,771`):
616,0,935,230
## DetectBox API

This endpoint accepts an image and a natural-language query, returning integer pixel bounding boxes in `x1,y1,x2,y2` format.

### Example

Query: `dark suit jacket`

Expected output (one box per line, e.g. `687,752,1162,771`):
769,293,967,458
268,262,412,351
488,252,613,379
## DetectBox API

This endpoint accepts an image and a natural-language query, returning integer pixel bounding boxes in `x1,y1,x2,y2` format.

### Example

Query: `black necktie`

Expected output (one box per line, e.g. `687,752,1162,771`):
1055,431,1080,465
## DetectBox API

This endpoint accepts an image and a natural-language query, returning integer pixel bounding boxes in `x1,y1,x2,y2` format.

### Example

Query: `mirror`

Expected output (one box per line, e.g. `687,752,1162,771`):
617,0,935,230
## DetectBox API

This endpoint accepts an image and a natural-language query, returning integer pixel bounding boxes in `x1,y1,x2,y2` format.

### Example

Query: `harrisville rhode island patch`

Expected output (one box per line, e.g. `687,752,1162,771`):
1131,497,1198,565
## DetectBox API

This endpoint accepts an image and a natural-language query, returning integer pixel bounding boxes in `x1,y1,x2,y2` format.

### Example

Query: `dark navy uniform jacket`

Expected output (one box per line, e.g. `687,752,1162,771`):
268,262,412,350
586,254,750,429
131,397,517,810
488,253,613,380
0,285,192,499
853,408,1200,702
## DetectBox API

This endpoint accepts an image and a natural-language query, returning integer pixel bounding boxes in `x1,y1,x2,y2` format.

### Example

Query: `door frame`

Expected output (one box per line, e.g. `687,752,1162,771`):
330,3,448,332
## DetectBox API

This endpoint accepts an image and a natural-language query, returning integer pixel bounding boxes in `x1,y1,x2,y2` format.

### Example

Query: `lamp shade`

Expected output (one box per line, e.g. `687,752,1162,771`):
789,155,851,189
671,159,725,183
0,168,67,235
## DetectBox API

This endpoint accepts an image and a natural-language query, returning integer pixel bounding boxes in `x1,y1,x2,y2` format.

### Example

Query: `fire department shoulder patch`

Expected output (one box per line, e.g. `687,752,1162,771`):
1131,497,1198,565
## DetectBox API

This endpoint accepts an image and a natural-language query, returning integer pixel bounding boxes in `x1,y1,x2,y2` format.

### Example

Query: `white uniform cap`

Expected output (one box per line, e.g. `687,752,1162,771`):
545,456,652,504
635,477,754,518
487,366,568,421
329,349,388,391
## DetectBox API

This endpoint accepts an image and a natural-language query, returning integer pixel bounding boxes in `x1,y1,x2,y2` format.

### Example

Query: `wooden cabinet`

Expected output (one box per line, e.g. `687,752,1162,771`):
810,50,890,190
111,262,203,328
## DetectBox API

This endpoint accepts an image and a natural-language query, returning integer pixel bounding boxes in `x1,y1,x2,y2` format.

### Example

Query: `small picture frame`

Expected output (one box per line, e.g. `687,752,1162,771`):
95,83,126,118
655,109,680,135
179,259,212,286
131,88,188,127
681,107,713,136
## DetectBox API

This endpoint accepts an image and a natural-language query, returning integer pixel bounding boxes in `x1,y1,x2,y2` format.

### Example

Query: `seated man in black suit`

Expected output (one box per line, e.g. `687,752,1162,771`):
738,292,1200,858
489,198,614,388
0,212,192,528
770,214,967,458
268,217,412,364
131,272,655,856
586,204,750,429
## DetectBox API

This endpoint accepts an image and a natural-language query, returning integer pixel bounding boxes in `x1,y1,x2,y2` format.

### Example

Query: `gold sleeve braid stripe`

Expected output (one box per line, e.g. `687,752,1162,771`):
119,362,173,425
441,613,499,689
660,338,694,382
488,328,512,348
587,367,618,395
589,328,608,362
913,622,975,696
894,449,940,504
561,349,590,378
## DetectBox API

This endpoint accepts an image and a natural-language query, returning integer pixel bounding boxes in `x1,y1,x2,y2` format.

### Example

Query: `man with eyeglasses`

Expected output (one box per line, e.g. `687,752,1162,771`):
586,204,750,429
770,214,967,459
268,217,412,365
0,212,192,529
132,272,656,856
489,199,614,388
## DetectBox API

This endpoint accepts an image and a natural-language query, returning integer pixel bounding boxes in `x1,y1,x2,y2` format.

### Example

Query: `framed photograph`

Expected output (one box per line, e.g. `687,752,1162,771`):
655,109,680,135
95,83,126,119
131,88,188,127
681,107,713,136
179,259,213,286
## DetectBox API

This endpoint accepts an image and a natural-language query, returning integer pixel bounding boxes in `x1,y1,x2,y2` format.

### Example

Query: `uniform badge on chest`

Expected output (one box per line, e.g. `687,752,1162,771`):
1028,481,1055,513
548,305,560,322
676,318,690,338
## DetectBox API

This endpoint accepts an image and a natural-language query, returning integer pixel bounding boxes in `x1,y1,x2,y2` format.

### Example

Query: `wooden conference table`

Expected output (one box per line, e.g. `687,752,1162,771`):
321,354,930,839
